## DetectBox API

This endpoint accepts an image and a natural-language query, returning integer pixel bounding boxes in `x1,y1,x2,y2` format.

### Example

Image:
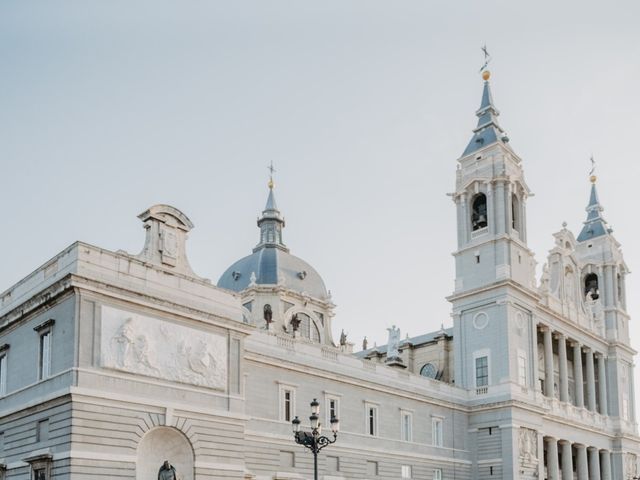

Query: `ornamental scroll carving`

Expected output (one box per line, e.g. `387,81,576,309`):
101,306,227,390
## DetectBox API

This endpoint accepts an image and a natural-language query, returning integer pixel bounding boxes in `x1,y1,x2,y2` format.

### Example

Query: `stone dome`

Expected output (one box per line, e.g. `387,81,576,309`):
217,247,328,299
216,183,329,300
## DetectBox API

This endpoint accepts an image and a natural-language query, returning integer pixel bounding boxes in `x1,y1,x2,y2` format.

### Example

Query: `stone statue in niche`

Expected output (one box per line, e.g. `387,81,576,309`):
158,460,177,480
263,304,273,328
386,325,401,359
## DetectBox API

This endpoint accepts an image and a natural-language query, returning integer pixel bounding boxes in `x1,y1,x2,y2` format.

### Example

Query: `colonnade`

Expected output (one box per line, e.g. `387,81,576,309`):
539,325,608,415
544,437,612,480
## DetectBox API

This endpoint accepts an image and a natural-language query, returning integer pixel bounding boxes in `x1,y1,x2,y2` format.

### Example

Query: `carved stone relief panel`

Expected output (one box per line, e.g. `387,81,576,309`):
518,427,538,467
101,306,227,390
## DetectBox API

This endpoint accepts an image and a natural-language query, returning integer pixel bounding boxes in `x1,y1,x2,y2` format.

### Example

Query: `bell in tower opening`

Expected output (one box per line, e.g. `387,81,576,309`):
584,273,599,300
471,193,488,231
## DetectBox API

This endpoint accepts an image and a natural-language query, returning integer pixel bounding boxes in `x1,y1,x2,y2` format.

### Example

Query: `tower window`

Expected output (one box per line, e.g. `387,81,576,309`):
511,194,520,232
471,193,488,231
584,273,599,300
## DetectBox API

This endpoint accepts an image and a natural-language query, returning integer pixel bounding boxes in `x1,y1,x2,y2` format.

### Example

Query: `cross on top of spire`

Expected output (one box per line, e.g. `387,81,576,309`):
268,161,276,189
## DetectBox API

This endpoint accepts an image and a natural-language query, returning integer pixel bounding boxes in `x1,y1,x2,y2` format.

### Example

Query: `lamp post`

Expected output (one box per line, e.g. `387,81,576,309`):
292,398,339,480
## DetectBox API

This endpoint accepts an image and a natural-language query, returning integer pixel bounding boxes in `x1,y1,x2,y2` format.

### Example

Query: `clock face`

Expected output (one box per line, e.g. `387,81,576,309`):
420,363,438,379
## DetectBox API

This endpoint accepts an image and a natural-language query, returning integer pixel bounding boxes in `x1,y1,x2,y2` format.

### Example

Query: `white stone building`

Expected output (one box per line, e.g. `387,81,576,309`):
0,72,638,480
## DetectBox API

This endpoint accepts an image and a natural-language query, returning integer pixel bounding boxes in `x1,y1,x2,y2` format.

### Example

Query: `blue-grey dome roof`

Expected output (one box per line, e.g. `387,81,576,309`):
216,182,328,299
217,246,328,299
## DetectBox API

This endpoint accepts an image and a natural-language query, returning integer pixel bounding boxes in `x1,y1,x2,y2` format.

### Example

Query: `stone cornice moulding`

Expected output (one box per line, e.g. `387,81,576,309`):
72,276,252,335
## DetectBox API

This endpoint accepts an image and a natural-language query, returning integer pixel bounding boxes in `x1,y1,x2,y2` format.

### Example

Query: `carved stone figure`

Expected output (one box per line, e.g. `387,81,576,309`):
518,428,538,465
112,318,135,368
290,314,301,332
362,336,368,350
249,271,257,286
263,304,273,325
386,325,401,359
158,460,177,480
340,329,347,346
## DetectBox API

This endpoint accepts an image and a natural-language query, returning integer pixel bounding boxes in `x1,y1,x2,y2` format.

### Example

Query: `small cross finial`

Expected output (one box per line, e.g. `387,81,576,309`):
480,44,492,78
268,161,276,189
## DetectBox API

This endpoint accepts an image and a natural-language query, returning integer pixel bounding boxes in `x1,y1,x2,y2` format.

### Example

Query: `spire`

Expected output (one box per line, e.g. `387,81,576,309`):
577,175,611,242
255,166,288,252
462,70,510,157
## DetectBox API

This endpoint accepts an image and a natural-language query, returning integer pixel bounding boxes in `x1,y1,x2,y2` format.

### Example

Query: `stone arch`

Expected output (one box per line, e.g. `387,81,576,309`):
137,426,194,480
283,307,324,344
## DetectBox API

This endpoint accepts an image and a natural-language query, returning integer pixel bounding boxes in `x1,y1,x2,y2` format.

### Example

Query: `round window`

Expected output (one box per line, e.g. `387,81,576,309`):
420,363,438,379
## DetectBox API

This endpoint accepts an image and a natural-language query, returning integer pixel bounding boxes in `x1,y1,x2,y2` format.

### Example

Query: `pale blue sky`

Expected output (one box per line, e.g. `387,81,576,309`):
1,0,639,375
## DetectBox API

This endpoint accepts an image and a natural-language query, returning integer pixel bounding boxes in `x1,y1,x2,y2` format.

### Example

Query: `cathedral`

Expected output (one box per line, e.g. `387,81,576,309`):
0,70,638,480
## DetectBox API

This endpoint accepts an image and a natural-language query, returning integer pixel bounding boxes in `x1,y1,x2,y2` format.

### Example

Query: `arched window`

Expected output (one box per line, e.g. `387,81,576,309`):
420,363,438,379
471,193,488,231
584,273,599,300
511,194,520,232
290,313,320,342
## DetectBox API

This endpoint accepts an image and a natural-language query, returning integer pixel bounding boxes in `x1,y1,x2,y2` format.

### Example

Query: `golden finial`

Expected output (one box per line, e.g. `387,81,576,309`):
482,70,491,81
268,161,276,189
589,155,596,183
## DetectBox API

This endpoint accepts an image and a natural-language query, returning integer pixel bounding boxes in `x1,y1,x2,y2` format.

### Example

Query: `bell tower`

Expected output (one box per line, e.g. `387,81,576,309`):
451,70,536,294
449,71,538,391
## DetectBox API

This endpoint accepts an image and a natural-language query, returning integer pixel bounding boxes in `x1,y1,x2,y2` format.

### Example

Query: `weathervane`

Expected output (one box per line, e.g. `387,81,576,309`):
268,161,276,189
479,44,492,74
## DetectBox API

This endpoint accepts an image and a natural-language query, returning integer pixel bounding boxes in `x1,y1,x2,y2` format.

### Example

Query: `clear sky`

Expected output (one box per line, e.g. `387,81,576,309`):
1,0,639,392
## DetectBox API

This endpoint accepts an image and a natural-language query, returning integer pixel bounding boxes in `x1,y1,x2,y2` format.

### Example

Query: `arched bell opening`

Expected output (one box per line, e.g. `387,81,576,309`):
584,272,599,301
471,193,488,231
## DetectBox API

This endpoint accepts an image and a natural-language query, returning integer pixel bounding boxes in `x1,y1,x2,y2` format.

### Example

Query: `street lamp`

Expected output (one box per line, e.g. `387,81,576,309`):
292,398,339,480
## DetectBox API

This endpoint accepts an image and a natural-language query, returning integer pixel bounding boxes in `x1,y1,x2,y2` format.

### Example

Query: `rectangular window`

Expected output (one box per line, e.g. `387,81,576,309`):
327,456,339,472
518,350,527,386
39,331,51,380
366,460,378,476
284,389,293,422
366,405,378,436
432,417,443,447
433,468,442,480
33,468,46,480
475,355,488,387
401,411,412,442
326,395,340,426
278,383,296,422
0,354,6,396
401,465,412,478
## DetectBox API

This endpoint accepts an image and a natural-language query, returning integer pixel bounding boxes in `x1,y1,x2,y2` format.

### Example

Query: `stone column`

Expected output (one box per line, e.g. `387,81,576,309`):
588,447,601,480
547,437,559,480
597,353,608,415
557,333,569,402
585,348,596,411
459,192,468,247
561,441,573,480
600,450,612,480
544,327,554,397
486,182,494,235
572,342,584,407
576,444,588,480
